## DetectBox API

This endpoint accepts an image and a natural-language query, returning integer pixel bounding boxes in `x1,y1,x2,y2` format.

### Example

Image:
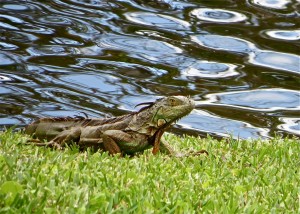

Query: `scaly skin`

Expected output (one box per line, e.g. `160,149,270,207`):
25,96,208,156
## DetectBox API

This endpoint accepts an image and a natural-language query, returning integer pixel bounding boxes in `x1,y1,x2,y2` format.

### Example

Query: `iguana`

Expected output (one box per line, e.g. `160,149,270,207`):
25,96,208,157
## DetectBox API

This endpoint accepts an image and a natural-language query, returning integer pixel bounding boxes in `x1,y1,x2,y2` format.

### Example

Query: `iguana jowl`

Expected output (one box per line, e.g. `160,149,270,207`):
25,96,207,156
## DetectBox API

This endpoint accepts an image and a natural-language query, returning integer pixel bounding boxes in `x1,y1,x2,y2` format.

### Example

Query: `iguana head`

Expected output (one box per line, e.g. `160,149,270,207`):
128,96,195,134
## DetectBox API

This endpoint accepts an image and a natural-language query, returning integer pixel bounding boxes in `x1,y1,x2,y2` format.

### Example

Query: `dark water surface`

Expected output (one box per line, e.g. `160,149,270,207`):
0,0,299,139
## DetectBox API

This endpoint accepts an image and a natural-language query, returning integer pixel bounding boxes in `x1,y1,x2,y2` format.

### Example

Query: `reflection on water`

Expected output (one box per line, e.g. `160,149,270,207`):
278,118,300,136
181,61,238,79
180,110,269,139
96,34,183,58
0,0,299,138
190,8,247,23
264,30,300,41
191,34,254,53
192,34,300,74
201,89,300,111
251,0,291,9
250,51,300,73
124,12,191,31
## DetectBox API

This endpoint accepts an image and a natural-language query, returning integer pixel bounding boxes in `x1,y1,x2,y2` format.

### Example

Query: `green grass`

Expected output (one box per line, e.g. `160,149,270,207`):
0,130,299,213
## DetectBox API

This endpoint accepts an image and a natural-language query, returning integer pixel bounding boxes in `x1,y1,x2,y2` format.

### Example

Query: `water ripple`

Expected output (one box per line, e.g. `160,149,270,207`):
0,75,13,82
278,118,300,135
0,21,19,30
2,4,29,10
191,34,254,53
192,34,300,74
37,16,73,26
23,24,56,35
0,14,24,24
0,117,23,126
95,33,244,79
249,50,300,74
0,42,19,50
59,73,125,94
96,34,182,60
0,84,31,96
75,58,168,77
26,46,79,56
52,37,83,45
4,32,39,44
33,88,108,117
190,8,247,23
201,88,300,111
124,12,190,31
66,0,117,9
181,61,239,78
0,53,16,65
67,19,102,39
264,29,300,41
251,0,292,9
179,109,269,139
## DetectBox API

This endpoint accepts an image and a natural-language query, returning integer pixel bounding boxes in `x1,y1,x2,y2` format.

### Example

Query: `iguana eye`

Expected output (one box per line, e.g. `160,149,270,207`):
169,98,177,106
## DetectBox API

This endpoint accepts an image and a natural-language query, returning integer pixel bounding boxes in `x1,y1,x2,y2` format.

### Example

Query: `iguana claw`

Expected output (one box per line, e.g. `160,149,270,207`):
189,149,209,156
26,139,62,150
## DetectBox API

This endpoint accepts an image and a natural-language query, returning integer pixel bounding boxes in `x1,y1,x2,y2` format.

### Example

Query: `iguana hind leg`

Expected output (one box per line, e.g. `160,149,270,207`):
102,134,122,155
27,127,81,150
25,138,51,147
100,130,136,155
101,130,147,155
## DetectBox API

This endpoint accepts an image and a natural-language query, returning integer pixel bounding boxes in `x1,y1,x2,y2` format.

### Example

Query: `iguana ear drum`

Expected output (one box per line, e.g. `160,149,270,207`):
157,119,166,127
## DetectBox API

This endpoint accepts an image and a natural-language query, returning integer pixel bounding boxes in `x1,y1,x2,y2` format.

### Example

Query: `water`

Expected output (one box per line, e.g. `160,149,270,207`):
0,0,299,139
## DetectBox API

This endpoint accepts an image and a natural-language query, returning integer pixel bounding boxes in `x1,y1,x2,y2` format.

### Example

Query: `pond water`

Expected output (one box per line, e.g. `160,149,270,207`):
0,0,299,139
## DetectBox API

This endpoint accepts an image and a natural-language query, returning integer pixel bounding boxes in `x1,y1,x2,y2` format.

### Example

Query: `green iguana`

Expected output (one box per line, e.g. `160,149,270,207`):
25,96,207,157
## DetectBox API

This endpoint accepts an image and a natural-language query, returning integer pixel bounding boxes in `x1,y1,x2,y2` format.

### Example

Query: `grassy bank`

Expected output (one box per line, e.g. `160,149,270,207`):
0,130,299,213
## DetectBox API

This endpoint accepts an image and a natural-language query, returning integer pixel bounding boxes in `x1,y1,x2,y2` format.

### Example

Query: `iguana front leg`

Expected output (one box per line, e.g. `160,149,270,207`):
100,130,149,155
101,130,208,157
152,129,164,155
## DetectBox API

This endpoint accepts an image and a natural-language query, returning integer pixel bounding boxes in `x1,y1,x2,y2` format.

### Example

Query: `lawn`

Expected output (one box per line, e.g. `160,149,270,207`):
0,130,299,213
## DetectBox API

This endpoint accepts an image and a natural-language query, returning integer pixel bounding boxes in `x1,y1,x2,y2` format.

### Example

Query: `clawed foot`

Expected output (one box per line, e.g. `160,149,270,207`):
26,139,63,150
188,149,209,156
175,149,208,157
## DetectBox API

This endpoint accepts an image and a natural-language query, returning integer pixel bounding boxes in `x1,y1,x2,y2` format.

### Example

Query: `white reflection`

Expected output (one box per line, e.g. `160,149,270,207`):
191,34,300,74
252,0,291,9
265,30,300,41
124,12,190,30
179,109,269,139
249,50,300,73
0,75,12,82
181,61,239,78
199,88,300,111
190,8,247,23
278,118,300,135
191,34,255,53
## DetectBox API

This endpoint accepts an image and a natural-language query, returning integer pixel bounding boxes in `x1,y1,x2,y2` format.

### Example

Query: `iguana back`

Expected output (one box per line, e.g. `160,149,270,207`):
25,114,132,141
